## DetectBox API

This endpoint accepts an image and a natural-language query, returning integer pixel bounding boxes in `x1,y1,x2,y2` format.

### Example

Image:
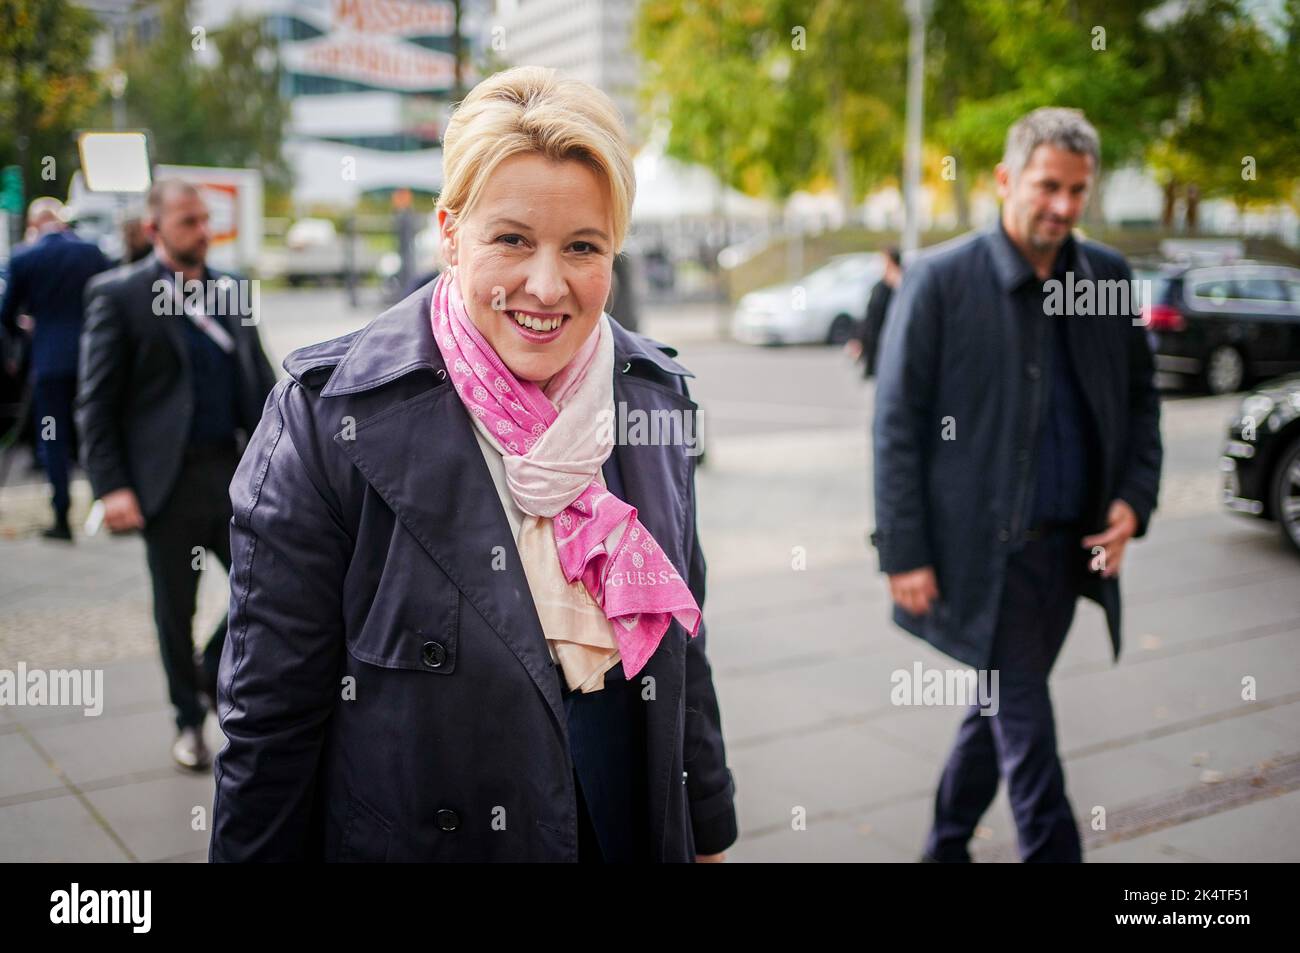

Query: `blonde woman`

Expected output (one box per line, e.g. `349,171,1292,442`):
210,67,737,862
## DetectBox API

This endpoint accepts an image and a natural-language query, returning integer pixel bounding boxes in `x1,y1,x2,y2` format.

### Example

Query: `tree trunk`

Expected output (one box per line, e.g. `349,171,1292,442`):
1161,180,1177,230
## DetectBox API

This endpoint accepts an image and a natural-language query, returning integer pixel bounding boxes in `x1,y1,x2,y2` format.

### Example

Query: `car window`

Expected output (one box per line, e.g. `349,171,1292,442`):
1190,278,1234,306
1234,278,1290,303
808,257,873,287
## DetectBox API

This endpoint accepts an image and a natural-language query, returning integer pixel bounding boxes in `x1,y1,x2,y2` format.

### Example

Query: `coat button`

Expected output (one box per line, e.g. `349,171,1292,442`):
421,641,447,668
1017,448,1030,463
998,528,1010,542
1025,363,1041,380
435,809,459,831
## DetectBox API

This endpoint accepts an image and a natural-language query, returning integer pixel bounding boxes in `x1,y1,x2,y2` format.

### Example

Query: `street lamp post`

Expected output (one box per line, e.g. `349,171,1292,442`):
902,0,928,257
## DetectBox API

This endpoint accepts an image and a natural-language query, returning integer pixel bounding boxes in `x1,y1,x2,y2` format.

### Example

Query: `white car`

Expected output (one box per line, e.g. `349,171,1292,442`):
732,253,882,346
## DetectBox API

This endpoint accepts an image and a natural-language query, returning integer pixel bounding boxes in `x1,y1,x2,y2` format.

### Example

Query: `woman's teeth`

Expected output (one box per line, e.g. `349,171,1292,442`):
509,311,562,332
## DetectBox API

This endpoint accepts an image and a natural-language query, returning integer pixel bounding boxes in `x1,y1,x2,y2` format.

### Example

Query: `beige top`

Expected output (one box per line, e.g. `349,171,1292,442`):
471,425,621,692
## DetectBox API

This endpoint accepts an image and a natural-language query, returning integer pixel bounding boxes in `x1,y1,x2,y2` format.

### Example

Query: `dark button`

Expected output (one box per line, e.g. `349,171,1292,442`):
435,809,459,831
1017,448,1030,463
421,640,447,668
1025,363,1041,381
998,528,1010,542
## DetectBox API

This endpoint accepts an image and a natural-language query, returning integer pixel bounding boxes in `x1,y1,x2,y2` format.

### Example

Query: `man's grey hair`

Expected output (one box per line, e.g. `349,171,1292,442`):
1002,107,1100,178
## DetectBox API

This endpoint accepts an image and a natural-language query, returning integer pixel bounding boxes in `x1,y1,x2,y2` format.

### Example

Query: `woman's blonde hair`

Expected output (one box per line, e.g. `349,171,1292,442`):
437,66,635,252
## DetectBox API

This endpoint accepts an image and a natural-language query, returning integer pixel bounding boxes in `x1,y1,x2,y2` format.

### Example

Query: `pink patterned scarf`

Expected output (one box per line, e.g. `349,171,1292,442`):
430,271,701,678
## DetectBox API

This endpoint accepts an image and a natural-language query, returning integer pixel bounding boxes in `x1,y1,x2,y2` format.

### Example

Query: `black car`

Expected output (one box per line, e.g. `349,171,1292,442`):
1222,374,1300,553
1142,262,1300,395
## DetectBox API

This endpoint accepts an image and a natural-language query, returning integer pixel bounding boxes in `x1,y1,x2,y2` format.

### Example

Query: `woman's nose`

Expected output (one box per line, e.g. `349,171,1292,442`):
524,256,567,306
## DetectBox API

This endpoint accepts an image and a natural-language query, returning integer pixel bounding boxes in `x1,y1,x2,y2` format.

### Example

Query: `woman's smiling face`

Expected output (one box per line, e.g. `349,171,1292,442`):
439,152,615,383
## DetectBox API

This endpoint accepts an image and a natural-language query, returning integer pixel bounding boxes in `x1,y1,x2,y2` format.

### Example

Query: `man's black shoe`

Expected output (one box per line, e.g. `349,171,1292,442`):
41,521,73,541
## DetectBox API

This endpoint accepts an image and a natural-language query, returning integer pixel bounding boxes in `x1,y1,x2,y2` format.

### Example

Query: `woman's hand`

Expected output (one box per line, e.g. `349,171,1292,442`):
696,852,726,863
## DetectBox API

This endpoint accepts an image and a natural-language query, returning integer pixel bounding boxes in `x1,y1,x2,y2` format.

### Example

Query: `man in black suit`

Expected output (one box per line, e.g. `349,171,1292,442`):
76,179,277,770
1,197,111,539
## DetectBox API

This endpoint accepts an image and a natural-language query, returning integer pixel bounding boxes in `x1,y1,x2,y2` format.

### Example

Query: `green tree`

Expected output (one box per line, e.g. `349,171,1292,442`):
635,0,906,212
1155,0,1300,224
114,0,288,189
0,0,102,203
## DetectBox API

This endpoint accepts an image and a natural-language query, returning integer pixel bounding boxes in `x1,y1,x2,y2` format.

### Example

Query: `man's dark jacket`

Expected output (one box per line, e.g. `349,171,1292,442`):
0,229,110,379
75,253,277,518
209,285,737,861
872,225,1162,669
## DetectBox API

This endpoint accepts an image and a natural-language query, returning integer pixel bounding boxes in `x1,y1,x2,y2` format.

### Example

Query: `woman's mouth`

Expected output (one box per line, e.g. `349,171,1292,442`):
506,309,568,342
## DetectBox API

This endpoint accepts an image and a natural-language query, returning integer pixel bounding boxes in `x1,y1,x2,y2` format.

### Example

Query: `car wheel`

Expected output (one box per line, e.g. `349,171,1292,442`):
1204,345,1246,395
1270,437,1300,556
827,314,854,345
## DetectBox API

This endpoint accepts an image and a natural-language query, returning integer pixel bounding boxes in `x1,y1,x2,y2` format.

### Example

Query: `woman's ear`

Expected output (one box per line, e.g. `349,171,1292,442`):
437,208,458,267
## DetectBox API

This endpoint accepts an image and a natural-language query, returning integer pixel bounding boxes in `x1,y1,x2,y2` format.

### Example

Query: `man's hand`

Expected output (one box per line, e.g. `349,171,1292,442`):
888,566,939,616
843,339,863,360
1081,499,1139,579
102,487,145,533
696,852,726,863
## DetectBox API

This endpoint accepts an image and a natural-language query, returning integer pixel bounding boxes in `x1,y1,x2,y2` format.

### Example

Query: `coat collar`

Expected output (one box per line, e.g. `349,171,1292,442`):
313,282,692,398
985,218,1085,291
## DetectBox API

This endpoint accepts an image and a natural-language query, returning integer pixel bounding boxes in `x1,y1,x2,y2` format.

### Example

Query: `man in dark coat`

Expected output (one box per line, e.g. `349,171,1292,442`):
0,197,111,538
849,246,901,378
209,285,737,862
872,108,1162,862
76,180,277,770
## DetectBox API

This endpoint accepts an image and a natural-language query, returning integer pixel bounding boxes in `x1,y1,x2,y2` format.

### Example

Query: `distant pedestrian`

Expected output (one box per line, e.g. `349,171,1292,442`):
847,246,901,378
872,108,1163,862
0,197,111,540
76,179,277,771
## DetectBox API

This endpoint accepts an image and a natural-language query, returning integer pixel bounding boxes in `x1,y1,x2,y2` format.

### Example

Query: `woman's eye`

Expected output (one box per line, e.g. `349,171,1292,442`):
497,234,526,247
571,242,599,254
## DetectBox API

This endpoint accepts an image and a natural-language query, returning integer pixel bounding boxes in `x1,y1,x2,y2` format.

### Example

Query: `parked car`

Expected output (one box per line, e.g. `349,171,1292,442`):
271,218,382,286
1142,262,1300,395
1222,373,1300,554
732,252,881,346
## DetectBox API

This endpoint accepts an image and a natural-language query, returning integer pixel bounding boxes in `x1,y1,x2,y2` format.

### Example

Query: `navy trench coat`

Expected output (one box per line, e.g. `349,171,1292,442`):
872,227,1163,670
209,286,737,861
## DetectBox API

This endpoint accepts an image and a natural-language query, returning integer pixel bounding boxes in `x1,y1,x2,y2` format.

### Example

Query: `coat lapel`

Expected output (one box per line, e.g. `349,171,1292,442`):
140,259,193,381
336,380,569,740
1061,243,1117,526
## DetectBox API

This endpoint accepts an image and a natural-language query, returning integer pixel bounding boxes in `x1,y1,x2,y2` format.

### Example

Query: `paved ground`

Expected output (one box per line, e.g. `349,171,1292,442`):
1,287,1297,861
